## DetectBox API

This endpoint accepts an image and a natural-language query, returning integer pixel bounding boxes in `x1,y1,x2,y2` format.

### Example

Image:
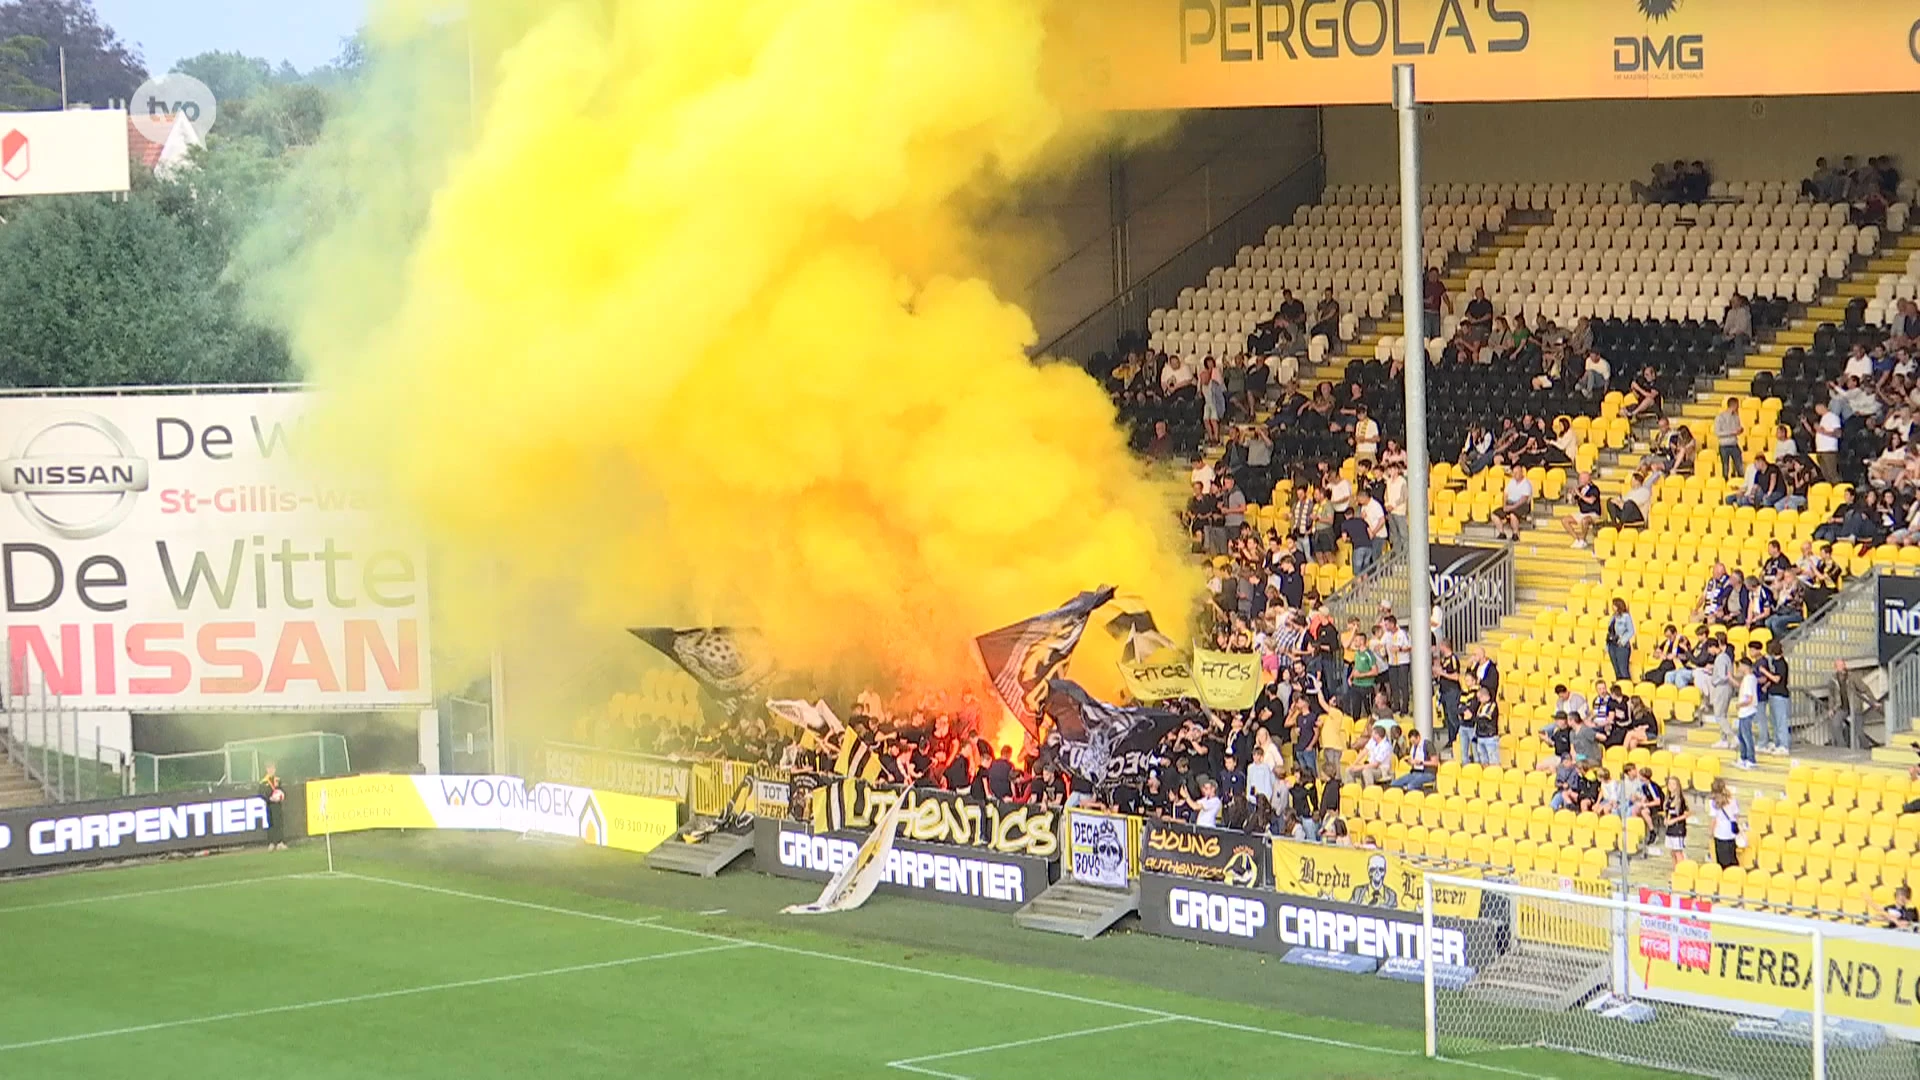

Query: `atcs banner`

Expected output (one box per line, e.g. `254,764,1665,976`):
1192,648,1262,710
1140,818,1270,888
1268,838,1481,919
1118,652,1194,703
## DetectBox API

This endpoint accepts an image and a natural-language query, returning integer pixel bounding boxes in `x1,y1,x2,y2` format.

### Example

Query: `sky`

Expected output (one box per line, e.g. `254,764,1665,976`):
91,0,369,76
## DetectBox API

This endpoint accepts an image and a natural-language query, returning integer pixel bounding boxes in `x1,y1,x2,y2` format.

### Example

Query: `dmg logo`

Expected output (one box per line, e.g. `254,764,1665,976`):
1615,0,1702,74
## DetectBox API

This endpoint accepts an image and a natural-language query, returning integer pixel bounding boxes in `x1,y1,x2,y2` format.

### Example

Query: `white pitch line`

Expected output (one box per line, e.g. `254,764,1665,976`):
335,872,1555,1080
0,942,748,1053
0,872,318,916
887,1016,1179,1077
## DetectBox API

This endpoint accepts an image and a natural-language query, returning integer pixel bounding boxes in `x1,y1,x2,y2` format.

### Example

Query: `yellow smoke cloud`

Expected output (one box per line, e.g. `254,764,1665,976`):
255,0,1195,712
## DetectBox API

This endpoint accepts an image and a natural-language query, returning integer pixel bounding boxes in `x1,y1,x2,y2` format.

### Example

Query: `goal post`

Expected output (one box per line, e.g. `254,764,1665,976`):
1421,872,1920,1080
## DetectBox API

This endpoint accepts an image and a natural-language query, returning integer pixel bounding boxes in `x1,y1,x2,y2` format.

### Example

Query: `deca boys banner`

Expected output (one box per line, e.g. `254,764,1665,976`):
0,392,431,709
1076,0,1920,110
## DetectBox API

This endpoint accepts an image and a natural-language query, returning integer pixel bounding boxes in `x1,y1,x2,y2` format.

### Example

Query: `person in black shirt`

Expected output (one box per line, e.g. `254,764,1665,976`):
940,740,975,792
984,745,1015,800
1886,885,1918,931
1272,554,1304,609
1471,685,1502,765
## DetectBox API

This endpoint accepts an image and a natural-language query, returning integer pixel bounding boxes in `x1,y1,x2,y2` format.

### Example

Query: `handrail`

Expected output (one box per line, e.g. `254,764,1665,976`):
1037,156,1325,365
1885,637,1920,738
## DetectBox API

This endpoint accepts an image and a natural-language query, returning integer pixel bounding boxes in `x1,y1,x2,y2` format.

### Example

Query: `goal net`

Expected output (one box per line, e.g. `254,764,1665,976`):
1421,873,1920,1080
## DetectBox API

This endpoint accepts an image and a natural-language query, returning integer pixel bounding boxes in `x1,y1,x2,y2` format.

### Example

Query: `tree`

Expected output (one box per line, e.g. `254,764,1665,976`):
0,157,293,388
219,80,332,155
0,33,59,109
173,49,270,106
0,0,146,108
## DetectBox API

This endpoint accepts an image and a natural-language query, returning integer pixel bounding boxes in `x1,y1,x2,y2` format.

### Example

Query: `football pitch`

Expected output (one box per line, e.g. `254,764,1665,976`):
0,832,1689,1080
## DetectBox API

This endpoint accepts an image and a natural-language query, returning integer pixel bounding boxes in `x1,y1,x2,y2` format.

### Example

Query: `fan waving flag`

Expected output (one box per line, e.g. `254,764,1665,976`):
629,627,776,720
974,586,1116,736
1043,679,1182,789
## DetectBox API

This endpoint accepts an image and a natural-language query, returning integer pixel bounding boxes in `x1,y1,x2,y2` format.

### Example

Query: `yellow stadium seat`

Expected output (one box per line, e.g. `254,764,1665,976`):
1672,860,1698,893
1845,806,1872,847
1491,835,1516,870
1550,808,1576,846
1897,814,1920,853
1555,848,1583,878
1781,836,1808,877
1859,772,1887,813
1694,861,1723,898
1749,796,1776,837
1386,822,1410,852
1766,877,1795,912
1858,846,1887,887
1785,763,1811,803
1830,846,1860,885
1445,832,1472,864
1791,883,1821,916
1580,846,1608,878
1870,810,1897,850
1887,850,1914,891
1357,786,1383,821
1819,805,1847,846
1527,805,1553,843
1742,871,1771,910
1461,798,1486,834
1458,763,1483,800
1805,848,1832,882
1380,786,1407,824
1754,833,1783,874
1469,833,1494,867
1795,803,1824,841
1512,838,1539,874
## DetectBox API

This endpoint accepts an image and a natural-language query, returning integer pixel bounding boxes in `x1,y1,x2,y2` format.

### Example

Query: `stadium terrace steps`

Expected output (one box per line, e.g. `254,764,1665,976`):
644,832,754,878
0,763,44,810
1460,941,1611,1014
1014,881,1140,939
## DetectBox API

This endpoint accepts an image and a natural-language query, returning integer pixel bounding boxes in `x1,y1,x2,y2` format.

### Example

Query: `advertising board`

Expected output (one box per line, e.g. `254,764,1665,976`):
0,392,431,711
0,787,276,872
756,817,1055,913
305,774,677,855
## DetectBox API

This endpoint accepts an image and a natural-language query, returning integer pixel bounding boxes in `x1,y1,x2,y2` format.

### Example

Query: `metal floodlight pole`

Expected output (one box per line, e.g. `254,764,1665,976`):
1395,64,1434,743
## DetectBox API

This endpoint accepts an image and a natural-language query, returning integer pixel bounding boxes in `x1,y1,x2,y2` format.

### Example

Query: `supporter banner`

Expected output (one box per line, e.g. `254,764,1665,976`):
691,759,793,825
976,586,1115,735
808,778,1059,860
1876,574,1920,665
1079,1,1920,111
628,627,774,721
1137,873,1495,969
1630,888,1920,1040
1066,809,1133,889
0,788,276,872
538,743,692,803
1118,653,1194,703
782,800,911,915
305,774,677,855
1141,818,1270,888
757,818,1054,913
1043,678,1182,789
1269,838,1482,919
0,109,131,197
0,392,431,710
1193,648,1261,710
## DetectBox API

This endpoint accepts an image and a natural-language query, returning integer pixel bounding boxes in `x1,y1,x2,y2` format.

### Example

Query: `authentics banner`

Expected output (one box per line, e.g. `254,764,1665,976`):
1140,819,1270,889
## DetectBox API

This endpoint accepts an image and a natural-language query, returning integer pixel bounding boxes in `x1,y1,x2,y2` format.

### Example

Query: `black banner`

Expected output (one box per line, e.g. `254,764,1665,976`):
975,586,1116,735
808,778,1059,860
755,818,1055,912
538,744,693,802
1140,818,1271,889
0,787,280,873
1137,873,1497,969
1877,574,1920,664
628,626,776,720
1043,679,1182,789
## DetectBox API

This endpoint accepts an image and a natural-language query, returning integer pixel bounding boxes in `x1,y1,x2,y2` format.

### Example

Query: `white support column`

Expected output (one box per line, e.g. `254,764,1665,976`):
1394,64,1434,743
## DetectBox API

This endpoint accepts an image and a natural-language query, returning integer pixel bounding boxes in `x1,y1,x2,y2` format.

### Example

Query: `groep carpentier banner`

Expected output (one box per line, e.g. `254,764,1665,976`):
0,392,431,710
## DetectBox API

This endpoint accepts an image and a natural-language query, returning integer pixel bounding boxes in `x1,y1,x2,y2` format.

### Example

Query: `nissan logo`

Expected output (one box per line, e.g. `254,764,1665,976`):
0,412,149,539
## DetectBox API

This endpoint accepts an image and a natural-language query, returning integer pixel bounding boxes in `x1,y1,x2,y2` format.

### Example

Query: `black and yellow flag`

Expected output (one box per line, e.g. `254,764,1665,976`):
629,627,775,720
974,586,1115,737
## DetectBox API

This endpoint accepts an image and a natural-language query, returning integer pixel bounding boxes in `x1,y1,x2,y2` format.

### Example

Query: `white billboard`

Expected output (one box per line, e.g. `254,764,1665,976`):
0,391,431,710
0,110,132,198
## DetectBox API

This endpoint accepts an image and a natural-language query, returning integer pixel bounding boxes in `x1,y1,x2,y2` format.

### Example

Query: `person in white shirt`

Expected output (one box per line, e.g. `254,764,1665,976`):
1247,744,1279,813
1709,779,1743,869
1813,403,1842,480
1733,659,1761,769
1383,463,1408,553
1185,777,1222,827
1843,344,1874,381
1578,351,1612,398
1161,354,1196,395
1382,615,1413,711
1346,726,1397,786
1354,405,1380,464
1326,472,1353,516
1494,464,1534,541
1358,493,1388,570
1189,455,1215,492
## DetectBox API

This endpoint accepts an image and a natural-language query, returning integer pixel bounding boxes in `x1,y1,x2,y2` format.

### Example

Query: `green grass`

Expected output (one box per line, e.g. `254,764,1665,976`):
0,832,1800,1079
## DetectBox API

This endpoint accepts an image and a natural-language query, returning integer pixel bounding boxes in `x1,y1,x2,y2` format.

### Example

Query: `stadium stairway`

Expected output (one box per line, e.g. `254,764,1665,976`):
0,757,44,810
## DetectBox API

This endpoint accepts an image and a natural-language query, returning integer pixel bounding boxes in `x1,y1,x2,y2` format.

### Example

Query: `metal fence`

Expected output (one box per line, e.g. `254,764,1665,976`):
0,677,129,803
1329,543,1515,650
130,731,350,795
1885,639,1920,738
1038,156,1325,367
1780,569,1885,744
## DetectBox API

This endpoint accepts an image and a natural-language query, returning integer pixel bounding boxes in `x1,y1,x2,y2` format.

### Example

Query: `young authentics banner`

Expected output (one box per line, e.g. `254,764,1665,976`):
1140,819,1270,889
1630,888,1920,1040
757,818,1054,913
1268,838,1482,920
0,391,431,710
808,778,1059,860
305,774,678,855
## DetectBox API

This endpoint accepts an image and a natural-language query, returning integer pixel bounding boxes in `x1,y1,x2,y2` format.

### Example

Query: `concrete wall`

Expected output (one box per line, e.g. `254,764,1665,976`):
1023,107,1321,346
1325,94,1920,186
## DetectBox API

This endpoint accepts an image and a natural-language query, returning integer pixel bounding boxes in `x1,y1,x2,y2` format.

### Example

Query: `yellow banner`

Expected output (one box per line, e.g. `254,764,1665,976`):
691,760,792,819
1269,836,1480,918
1119,652,1195,703
306,774,436,835
1077,1,1920,110
592,789,679,854
1193,648,1262,710
1631,891,1920,1035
